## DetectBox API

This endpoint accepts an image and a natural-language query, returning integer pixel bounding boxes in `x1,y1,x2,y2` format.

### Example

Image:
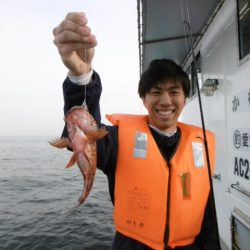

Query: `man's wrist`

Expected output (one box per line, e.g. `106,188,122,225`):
68,68,93,85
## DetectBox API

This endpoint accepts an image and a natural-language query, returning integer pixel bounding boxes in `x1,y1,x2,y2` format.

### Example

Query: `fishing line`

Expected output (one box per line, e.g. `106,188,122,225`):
82,45,88,108
180,0,221,248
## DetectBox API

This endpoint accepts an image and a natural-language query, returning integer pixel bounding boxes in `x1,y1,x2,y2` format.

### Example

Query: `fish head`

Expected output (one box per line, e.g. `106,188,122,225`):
65,106,98,133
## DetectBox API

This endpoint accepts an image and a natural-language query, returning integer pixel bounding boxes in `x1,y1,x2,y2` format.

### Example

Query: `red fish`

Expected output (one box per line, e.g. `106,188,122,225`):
49,105,108,212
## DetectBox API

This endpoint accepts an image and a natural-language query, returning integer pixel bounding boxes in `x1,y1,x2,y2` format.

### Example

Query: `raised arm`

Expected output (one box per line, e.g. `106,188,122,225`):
53,12,101,131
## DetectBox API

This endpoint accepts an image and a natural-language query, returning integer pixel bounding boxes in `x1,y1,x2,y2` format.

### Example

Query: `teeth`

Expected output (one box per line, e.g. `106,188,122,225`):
158,110,172,115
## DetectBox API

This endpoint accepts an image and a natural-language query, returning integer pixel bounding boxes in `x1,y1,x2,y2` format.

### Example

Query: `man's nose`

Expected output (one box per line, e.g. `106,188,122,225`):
159,92,172,105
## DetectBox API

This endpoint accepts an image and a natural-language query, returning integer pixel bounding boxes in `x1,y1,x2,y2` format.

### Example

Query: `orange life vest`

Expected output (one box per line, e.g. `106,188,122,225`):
106,114,215,250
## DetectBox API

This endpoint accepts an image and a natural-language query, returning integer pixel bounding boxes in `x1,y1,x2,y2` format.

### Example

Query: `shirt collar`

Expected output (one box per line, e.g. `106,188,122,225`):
148,124,177,137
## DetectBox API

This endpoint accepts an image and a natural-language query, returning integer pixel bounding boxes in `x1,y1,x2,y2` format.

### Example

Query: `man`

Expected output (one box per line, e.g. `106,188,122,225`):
53,12,219,250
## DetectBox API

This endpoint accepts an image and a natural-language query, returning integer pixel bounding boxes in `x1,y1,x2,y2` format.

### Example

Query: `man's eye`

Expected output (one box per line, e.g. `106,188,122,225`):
151,91,161,95
171,90,180,95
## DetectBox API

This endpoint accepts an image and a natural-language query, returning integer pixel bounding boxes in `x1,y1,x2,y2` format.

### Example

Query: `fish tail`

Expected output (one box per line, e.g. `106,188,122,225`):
66,152,78,168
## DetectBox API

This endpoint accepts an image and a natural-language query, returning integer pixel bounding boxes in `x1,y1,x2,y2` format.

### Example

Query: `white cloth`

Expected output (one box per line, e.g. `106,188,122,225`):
68,68,93,85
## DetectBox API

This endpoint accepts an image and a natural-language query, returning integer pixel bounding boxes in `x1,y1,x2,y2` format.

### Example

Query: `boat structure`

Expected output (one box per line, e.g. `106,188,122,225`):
137,0,250,249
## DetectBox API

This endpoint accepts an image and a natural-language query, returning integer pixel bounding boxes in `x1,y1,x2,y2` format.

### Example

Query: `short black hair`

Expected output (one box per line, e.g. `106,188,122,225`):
138,59,190,98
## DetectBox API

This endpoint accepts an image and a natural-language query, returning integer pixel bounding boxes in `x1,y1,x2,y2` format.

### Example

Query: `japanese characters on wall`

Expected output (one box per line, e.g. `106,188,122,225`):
231,88,250,183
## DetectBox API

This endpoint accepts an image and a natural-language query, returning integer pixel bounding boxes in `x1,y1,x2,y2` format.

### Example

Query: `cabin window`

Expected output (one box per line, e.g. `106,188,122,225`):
237,0,250,60
186,53,202,98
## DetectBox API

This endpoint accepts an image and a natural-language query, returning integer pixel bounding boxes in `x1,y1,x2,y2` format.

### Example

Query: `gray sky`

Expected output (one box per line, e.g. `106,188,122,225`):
0,0,145,136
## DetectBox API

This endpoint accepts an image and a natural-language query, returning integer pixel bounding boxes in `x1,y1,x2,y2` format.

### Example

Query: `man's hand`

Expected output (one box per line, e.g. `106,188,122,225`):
53,12,97,76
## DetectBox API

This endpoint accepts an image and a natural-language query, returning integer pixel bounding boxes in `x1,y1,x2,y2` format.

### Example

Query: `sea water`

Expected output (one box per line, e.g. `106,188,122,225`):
0,136,114,250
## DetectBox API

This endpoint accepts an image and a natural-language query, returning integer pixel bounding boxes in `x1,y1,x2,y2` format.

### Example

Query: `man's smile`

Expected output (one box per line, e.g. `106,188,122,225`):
156,109,175,118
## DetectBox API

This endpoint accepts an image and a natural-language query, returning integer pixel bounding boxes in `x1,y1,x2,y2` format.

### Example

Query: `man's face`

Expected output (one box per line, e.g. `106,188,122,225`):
142,81,186,132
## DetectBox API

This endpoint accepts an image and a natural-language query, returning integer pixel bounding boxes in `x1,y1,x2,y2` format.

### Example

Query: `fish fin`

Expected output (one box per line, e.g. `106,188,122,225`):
86,127,109,140
48,137,70,149
66,152,78,168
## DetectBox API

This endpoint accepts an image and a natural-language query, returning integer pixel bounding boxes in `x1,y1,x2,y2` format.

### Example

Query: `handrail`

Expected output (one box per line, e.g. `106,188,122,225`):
231,182,250,197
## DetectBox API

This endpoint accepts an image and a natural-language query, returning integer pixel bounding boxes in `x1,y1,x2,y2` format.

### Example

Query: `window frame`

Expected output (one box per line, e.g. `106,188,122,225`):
236,0,250,63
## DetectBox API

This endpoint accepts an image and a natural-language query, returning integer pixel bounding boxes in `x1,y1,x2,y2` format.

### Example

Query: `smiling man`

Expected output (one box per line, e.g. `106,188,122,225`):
53,12,219,250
